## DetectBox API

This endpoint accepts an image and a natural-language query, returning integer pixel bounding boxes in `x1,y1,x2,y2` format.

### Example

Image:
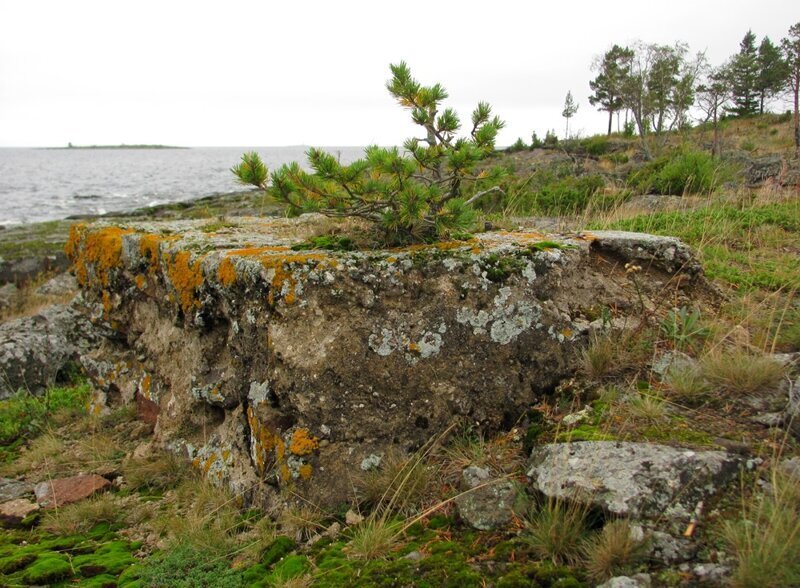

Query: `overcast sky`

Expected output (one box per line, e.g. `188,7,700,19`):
0,0,796,147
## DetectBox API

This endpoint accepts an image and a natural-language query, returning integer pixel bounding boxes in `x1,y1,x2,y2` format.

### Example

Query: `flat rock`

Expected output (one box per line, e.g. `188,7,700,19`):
34,474,111,509
527,442,740,521
0,477,33,502
35,273,78,297
0,498,39,527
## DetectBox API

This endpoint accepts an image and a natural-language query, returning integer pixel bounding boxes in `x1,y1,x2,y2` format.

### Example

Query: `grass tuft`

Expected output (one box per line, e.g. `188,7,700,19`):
522,497,588,565
582,519,647,581
701,349,785,395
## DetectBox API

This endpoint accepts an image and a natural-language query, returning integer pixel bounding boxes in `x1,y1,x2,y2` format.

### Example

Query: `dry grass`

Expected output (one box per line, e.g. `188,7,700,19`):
278,502,327,543
41,493,122,535
438,430,523,485
3,433,67,476
0,276,75,324
581,336,616,379
701,349,786,395
356,447,437,516
582,519,647,581
522,497,589,565
663,364,712,405
345,517,403,560
624,392,668,422
123,453,190,491
721,468,800,587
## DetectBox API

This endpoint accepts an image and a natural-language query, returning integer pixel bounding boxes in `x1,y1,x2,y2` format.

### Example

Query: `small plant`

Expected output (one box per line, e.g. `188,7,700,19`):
582,336,616,379
507,137,528,152
625,391,667,422
660,306,709,352
135,543,243,588
356,447,435,515
582,519,647,581
278,503,327,543
345,517,403,560
721,469,800,587
701,349,785,395
234,62,506,244
522,497,588,565
663,364,712,405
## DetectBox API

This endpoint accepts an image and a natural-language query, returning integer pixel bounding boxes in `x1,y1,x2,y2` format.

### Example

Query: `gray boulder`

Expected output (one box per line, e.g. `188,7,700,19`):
455,465,522,531
527,442,741,521
0,303,103,398
597,575,651,588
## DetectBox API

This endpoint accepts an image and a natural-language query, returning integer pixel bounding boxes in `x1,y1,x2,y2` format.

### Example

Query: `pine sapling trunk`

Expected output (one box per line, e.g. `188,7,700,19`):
607,110,613,136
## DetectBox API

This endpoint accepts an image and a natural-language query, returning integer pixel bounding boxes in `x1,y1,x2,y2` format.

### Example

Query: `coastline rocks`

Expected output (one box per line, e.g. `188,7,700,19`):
65,217,712,506
527,442,741,521
0,303,104,399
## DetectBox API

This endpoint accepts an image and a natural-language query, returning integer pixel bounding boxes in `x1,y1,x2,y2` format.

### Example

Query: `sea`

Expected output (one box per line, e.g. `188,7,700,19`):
0,146,365,226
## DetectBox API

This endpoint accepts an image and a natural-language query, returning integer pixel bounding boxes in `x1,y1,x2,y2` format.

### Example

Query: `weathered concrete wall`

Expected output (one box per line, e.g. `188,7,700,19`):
65,215,709,506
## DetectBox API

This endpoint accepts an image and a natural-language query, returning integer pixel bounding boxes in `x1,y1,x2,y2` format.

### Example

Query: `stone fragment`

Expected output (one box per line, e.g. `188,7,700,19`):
35,273,78,297
34,474,111,509
527,442,741,521
0,478,33,502
455,465,521,531
0,499,39,527
345,509,364,526
597,574,651,588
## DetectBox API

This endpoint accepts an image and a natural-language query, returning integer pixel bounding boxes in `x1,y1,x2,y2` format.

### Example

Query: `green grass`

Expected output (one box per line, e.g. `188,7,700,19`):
590,200,800,292
0,381,90,447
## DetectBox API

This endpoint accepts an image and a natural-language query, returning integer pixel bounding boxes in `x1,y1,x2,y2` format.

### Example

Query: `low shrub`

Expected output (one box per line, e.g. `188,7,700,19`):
629,149,730,196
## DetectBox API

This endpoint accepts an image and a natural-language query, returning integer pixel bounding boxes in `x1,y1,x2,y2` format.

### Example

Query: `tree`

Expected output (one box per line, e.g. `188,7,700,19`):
232,62,506,244
589,45,634,136
616,41,702,158
756,36,789,114
727,30,760,117
561,91,578,139
783,22,800,155
696,64,732,158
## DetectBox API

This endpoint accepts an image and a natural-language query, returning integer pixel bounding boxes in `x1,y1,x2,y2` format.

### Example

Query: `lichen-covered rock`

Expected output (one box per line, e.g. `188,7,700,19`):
0,303,105,398
0,498,39,527
0,478,32,502
597,574,652,588
527,442,741,521
455,465,522,531
65,216,711,506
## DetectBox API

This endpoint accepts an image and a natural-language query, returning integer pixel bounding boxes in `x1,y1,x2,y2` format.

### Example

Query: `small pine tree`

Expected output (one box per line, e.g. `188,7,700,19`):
727,31,760,117
562,91,579,139
589,45,634,136
756,36,789,114
233,63,506,244
783,22,800,155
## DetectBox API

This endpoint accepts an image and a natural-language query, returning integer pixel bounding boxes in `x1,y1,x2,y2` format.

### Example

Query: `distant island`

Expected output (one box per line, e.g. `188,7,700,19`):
50,143,188,150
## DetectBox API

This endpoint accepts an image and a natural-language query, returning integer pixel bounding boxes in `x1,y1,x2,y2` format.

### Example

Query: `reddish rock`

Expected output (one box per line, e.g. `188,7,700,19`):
34,474,111,509
136,393,160,426
0,498,39,527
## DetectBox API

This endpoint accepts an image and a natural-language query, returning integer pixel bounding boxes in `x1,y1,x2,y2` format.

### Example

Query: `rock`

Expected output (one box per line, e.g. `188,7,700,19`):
455,465,521,531
0,303,105,398
65,219,713,506
0,282,18,310
779,456,800,481
0,253,70,287
0,499,39,527
651,350,695,378
345,509,364,526
692,563,730,584
648,531,696,564
527,442,740,521
360,454,382,471
324,521,341,538
745,154,783,186
0,478,33,502
403,550,423,562
597,574,651,588
34,273,78,297
562,405,592,426
34,474,111,509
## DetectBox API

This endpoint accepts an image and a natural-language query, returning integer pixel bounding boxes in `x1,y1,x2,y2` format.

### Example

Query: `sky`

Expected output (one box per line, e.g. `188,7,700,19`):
0,0,796,147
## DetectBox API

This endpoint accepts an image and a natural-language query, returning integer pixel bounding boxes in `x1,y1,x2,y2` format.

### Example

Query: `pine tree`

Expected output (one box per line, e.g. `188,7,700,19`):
561,91,579,139
783,23,800,155
756,36,789,114
589,45,634,136
727,31,760,117
697,64,731,158
232,63,506,244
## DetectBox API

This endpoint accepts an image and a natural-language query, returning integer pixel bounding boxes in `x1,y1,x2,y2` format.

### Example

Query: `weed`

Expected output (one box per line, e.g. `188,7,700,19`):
345,517,403,560
660,306,709,352
357,447,437,516
582,519,647,581
701,349,785,395
439,429,522,485
663,364,712,405
720,469,800,587
278,503,327,543
0,382,90,445
625,392,667,422
522,497,588,565
581,336,616,379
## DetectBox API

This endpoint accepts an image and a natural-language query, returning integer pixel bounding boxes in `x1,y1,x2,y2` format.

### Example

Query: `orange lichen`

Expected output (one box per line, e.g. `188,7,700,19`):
101,290,112,313
66,225,134,287
561,328,573,339
166,251,205,313
298,464,313,480
247,406,282,475
217,257,238,287
289,428,319,456
139,234,163,274
135,274,146,289
255,252,328,306
227,245,291,256
140,374,152,399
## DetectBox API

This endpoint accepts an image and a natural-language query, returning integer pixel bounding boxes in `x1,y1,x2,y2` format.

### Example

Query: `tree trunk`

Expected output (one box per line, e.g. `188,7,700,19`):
607,110,613,136
712,108,720,159
794,76,800,156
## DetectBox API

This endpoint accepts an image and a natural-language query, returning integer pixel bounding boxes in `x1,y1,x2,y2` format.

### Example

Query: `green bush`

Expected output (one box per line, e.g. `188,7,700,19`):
507,137,528,153
533,174,607,215
581,136,610,156
134,544,243,587
629,149,729,196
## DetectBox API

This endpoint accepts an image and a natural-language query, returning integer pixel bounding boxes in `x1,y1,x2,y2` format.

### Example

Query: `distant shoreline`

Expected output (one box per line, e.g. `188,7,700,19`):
43,144,188,150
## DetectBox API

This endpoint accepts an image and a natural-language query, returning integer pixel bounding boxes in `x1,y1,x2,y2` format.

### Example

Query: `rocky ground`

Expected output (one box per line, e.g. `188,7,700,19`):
0,121,799,586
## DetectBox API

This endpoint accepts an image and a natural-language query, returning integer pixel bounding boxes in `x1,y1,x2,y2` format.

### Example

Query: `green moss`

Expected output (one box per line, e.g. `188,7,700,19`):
555,424,615,442
291,235,355,251
0,552,36,574
270,554,310,580
73,540,136,576
261,536,296,566
21,554,72,584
